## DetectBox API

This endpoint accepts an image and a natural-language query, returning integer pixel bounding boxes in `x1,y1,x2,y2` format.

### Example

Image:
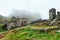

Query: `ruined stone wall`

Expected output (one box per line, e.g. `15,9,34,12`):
7,21,17,30
57,11,60,20
17,18,27,27
49,8,56,21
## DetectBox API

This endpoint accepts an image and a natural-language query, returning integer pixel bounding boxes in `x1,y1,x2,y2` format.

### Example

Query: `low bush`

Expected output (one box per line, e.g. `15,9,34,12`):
0,24,6,32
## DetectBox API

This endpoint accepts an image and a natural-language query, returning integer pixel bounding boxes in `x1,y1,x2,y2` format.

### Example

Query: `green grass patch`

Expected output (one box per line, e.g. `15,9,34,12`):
0,27,60,40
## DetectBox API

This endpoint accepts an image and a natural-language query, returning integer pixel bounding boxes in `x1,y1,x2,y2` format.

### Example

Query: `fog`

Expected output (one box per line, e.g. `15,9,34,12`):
9,9,41,22
0,0,60,19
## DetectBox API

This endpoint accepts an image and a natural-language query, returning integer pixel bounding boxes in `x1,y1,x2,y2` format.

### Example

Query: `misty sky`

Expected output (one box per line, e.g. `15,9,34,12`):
0,0,60,19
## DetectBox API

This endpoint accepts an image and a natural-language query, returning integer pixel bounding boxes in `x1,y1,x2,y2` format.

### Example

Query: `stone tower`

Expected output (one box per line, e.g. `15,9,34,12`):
49,8,56,21
57,11,60,20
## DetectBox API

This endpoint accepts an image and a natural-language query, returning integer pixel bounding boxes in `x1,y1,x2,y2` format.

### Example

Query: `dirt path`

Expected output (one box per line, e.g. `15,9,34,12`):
0,31,9,39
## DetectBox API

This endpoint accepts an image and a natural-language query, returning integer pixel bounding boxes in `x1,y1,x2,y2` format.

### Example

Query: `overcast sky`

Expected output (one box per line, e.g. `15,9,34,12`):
0,0,60,19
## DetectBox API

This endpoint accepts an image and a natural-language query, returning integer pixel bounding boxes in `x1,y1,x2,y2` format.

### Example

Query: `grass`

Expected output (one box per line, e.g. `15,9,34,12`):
0,29,6,32
0,25,60,40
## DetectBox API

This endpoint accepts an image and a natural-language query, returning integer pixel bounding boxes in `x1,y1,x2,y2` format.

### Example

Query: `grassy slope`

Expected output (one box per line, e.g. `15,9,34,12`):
0,25,60,40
